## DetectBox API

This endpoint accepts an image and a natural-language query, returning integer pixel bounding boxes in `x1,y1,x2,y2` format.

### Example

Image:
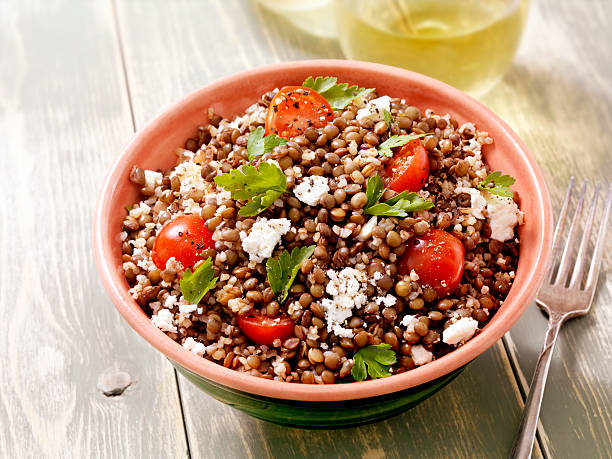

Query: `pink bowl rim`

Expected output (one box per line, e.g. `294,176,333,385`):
94,59,553,402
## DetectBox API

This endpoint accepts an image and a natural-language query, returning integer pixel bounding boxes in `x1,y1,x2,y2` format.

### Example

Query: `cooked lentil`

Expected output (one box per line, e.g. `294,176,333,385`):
121,85,522,384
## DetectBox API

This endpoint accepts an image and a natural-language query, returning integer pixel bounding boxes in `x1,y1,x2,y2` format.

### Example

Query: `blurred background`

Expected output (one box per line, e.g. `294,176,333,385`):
258,0,529,97
1,1,610,458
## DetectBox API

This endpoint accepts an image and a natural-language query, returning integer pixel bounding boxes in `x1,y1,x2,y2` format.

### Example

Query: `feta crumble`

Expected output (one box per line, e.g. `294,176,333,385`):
321,267,368,338
400,314,418,333
356,96,391,123
293,176,330,206
151,309,177,333
144,170,163,189
240,217,291,263
411,345,433,366
375,294,397,307
442,317,479,345
455,186,487,220
182,337,206,356
486,195,521,242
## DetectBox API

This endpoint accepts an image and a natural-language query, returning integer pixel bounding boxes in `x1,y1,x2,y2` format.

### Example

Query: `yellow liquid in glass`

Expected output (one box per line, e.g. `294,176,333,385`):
334,0,529,96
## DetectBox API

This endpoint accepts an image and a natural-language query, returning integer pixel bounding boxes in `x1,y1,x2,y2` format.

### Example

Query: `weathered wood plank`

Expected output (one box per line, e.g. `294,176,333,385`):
0,1,188,457
116,1,537,457
482,1,612,457
176,342,535,459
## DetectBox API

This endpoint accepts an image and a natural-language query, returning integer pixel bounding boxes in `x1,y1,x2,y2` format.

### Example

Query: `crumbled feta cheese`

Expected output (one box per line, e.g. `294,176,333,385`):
321,267,368,338
170,161,206,199
182,337,206,356
240,217,291,263
164,295,178,308
400,314,418,333
293,176,330,206
356,96,391,123
486,195,521,241
375,295,397,307
272,357,287,379
411,345,433,365
178,298,197,314
442,317,479,345
151,309,177,333
182,198,202,214
409,269,420,282
455,187,487,220
144,170,163,189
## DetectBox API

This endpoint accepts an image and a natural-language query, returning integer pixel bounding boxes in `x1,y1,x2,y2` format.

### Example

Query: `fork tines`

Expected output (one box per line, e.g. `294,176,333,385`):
548,178,611,295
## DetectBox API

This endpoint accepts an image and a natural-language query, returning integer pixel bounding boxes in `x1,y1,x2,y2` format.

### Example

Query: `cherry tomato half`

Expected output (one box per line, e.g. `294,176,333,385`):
152,215,214,270
265,86,334,138
237,315,295,346
398,229,465,297
385,139,429,192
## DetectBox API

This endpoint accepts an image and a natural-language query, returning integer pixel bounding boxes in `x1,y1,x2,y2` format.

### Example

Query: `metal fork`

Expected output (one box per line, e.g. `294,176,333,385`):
509,178,612,459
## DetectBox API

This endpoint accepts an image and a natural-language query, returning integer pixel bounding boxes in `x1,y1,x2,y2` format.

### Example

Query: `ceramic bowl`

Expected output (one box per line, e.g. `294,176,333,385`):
94,60,553,429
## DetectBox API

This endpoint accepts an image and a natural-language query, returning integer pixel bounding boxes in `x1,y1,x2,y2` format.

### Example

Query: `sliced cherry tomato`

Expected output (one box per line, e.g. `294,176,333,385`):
265,86,334,138
384,139,429,192
237,314,295,346
398,228,465,297
152,215,214,270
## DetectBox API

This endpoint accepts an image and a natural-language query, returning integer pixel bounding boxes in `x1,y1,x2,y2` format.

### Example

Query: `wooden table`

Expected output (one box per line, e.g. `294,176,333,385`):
1,1,610,457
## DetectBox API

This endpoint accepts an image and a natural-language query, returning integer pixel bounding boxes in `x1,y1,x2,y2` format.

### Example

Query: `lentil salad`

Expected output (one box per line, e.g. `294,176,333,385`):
121,77,522,384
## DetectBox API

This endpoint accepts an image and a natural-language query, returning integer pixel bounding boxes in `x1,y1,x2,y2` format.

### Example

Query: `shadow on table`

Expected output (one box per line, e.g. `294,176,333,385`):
256,344,522,459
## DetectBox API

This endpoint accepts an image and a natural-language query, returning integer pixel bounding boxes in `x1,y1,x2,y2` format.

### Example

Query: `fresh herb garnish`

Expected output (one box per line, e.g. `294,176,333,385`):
125,204,133,213
363,176,434,217
302,76,373,110
476,171,516,198
214,162,287,217
377,133,429,158
180,257,218,304
266,245,316,303
246,127,287,162
351,344,397,381
383,109,393,131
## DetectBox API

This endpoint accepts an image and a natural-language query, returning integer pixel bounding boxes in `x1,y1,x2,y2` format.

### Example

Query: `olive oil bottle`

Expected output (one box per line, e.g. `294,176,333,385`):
334,0,529,96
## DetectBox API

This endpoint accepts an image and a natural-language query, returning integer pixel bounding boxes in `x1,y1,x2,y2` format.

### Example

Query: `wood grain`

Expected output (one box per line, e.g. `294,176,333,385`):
482,1,612,457
176,342,535,459
0,1,188,457
115,1,539,457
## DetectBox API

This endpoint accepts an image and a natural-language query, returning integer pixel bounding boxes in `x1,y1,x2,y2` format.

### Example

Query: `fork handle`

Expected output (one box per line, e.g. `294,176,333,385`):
509,312,563,459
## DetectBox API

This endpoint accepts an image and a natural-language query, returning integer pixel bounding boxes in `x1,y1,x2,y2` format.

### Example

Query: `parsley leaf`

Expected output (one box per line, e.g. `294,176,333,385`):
351,344,397,381
476,171,516,198
247,127,288,162
302,76,373,110
214,162,287,216
266,245,316,303
365,174,386,209
363,176,434,217
383,109,393,131
377,133,428,158
180,257,218,304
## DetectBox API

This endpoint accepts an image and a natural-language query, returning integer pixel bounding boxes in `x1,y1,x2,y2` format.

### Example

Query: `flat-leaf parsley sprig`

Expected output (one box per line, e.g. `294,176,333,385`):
351,344,397,381
246,126,287,162
377,133,429,158
266,245,316,303
214,162,287,217
476,171,516,198
302,76,373,110
364,176,434,217
180,257,218,304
